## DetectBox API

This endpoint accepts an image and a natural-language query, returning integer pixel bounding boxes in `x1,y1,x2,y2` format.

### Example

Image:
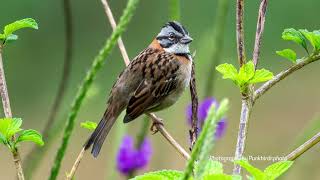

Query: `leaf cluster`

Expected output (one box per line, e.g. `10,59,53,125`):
277,28,320,63
216,61,273,93
0,118,44,152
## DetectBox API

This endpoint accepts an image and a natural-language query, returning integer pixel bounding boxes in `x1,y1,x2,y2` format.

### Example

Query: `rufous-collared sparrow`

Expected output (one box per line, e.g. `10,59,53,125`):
84,21,193,157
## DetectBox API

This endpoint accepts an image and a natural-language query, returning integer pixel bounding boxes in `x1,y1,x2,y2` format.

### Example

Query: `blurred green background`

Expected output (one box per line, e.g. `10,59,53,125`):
1,0,320,179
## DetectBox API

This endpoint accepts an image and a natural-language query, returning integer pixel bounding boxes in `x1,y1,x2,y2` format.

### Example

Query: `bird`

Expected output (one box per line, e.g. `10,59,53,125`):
84,21,193,158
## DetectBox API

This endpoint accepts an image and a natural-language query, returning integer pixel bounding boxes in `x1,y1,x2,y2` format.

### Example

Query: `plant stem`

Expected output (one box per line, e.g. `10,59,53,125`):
0,45,25,180
286,132,320,161
24,0,74,177
254,53,320,101
252,0,268,68
189,61,199,150
233,0,269,174
147,113,190,160
204,0,230,97
101,0,130,65
66,147,86,180
169,0,181,21
236,0,246,66
233,94,253,174
49,0,140,179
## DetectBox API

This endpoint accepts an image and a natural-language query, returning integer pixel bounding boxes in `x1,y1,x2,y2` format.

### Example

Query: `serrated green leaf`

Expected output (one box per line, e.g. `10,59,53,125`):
264,161,293,179
234,160,265,179
299,29,320,51
17,129,44,146
282,28,308,52
249,69,273,84
276,49,297,63
238,61,255,85
216,63,238,81
80,121,97,131
3,18,38,37
131,170,183,180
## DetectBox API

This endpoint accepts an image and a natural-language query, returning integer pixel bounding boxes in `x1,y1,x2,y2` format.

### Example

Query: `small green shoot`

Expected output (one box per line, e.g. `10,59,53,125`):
0,118,44,152
216,61,273,92
0,18,38,44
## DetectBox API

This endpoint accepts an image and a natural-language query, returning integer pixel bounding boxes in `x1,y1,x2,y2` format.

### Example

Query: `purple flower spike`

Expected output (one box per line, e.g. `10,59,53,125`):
116,135,152,175
186,97,227,140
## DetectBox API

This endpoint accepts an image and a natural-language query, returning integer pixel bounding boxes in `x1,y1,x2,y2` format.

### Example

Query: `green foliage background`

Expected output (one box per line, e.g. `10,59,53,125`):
0,0,319,179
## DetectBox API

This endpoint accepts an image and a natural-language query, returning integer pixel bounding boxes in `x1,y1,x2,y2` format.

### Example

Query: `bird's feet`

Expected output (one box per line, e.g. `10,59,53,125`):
150,118,164,134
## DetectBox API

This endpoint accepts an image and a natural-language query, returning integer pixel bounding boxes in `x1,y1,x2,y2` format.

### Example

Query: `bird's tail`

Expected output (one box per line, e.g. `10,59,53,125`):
84,104,121,158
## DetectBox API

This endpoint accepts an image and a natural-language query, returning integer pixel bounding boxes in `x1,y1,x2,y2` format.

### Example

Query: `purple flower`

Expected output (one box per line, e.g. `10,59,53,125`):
186,97,227,139
116,135,152,175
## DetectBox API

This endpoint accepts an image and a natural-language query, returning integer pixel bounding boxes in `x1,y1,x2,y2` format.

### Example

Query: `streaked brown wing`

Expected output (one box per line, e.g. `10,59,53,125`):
123,51,180,123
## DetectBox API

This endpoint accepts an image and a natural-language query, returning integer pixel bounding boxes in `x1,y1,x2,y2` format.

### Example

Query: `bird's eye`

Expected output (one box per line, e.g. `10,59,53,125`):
168,33,175,41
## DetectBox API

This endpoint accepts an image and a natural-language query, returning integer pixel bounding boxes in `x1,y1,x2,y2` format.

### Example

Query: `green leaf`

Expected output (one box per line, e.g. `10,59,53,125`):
0,118,23,140
80,121,97,131
131,170,183,180
249,69,274,84
299,29,320,51
234,160,265,179
264,161,293,179
238,61,255,84
276,49,297,63
216,63,238,81
16,129,44,146
0,133,6,144
282,28,308,52
3,18,38,37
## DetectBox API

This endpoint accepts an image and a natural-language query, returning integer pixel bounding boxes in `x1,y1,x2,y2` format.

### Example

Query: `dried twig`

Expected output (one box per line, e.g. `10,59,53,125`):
236,0,246,66
189,61,199,150
252,0,268,68
66,147,86,180
147,113,190,160
101,0,130,65
285,132,320,161
0,45,25,180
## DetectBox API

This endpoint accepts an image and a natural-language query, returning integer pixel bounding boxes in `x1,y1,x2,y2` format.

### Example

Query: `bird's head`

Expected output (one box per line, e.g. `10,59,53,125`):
156,21,193,55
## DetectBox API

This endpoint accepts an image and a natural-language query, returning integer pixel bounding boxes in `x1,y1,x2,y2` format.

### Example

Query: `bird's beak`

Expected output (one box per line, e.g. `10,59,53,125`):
180,35,193,44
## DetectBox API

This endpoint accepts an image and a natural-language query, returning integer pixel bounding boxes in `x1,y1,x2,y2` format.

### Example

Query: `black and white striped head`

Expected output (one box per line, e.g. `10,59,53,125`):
156,21,193,55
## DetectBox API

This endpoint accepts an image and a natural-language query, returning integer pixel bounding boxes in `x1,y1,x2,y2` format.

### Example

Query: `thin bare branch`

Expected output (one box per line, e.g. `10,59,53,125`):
189,61,199,150
101,0,130,65
0,45,25,180
252,0,268,68
236,0,246,66
66,147,86,180
286,132,320,161
254,53,320,102
147,113,190,160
